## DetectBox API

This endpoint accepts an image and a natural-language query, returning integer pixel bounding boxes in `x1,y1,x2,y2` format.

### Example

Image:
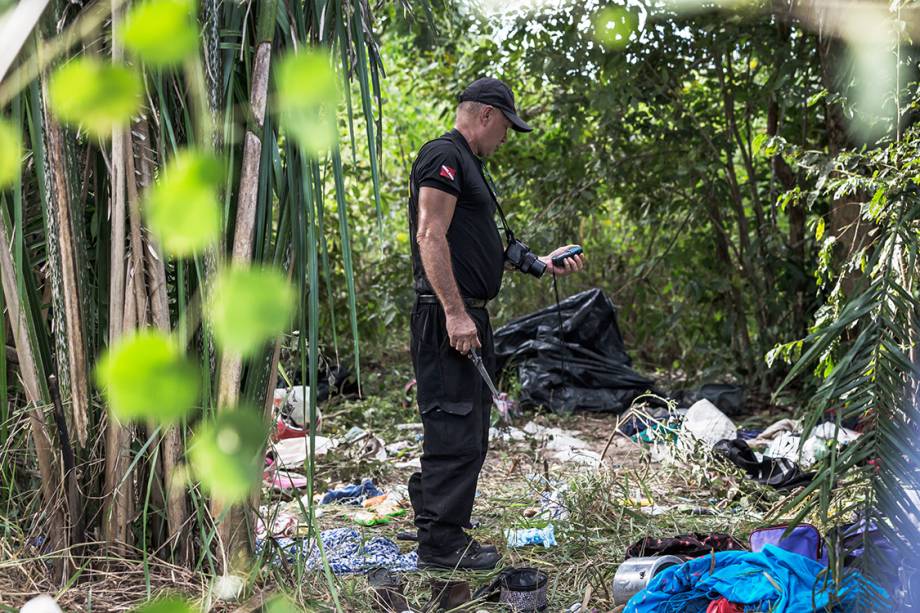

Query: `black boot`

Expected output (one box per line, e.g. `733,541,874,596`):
466,537,498,555
401,532,498,555
417,544,501,570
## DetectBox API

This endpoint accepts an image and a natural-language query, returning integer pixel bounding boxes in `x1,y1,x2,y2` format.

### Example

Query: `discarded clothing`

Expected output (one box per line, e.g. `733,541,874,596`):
320,479,383,505
736,428,761,440
262,527,417,574
713,438,814,490
625,544,891,612
493,288,655,414
749,523,827,564
626,533,746,560
748,418,800,447
761,422,860,467
799,422,859,465
264,469,309,491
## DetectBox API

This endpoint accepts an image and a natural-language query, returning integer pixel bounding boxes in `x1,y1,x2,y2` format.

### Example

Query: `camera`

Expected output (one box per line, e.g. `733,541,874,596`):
505,238,546,278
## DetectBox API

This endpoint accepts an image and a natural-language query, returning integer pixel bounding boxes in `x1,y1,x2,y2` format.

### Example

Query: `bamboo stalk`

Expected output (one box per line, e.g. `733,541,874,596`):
212,0,278,571
38,78,91,448
0,203,67,578
104,0,132,551
108,7,126,345
133,116,192,564
104,261,138,550
125,130,149,326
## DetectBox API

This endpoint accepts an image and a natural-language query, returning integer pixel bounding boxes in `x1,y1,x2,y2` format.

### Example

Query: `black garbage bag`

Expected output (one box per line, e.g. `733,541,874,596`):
673,383,746,417
494,288,655,414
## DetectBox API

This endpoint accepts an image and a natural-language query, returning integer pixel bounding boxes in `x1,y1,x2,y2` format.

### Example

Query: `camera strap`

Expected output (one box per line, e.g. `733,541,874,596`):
440,136,516,244
479,166,515,244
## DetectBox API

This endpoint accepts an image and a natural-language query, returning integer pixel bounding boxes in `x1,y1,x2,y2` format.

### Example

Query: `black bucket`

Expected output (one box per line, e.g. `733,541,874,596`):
499,567,548,612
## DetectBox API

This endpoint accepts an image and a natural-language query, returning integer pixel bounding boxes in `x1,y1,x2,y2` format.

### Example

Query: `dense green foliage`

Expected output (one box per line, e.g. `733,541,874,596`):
333,0,891,393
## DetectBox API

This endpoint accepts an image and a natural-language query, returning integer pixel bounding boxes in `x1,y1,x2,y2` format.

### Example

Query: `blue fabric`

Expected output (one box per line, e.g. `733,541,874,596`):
625,544,890,613
258,527,417,574
320,478,383,505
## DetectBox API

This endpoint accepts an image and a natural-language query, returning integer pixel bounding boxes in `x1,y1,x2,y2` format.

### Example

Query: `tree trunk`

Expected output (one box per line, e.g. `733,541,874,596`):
767,94,808,340
818,36,868,296
703,185,756,377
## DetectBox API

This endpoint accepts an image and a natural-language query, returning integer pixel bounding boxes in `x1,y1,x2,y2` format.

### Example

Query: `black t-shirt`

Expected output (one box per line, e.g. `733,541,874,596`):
408,129,505,301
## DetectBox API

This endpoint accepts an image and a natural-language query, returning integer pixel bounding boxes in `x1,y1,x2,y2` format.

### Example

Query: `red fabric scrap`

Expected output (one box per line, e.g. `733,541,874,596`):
706,598,743,613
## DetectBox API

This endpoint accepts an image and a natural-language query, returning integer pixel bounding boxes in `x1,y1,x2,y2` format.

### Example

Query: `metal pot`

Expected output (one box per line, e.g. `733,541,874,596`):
611,555,684,605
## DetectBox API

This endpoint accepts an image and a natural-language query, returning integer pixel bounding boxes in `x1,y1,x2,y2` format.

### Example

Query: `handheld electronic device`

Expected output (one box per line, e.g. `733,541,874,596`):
551,245,583,268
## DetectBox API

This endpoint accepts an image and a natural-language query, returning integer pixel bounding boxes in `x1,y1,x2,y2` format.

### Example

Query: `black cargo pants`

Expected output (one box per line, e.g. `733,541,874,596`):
407,299,495,557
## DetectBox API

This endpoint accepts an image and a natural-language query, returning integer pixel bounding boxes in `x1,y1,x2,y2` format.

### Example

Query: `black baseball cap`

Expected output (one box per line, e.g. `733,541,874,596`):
458,77,532,133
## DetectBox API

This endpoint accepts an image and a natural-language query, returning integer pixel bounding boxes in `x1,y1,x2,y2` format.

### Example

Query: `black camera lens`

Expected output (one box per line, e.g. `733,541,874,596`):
505,239,545,278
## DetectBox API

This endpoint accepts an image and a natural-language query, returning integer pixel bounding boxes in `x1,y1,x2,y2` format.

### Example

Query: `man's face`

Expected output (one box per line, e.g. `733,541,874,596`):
479,106,511,157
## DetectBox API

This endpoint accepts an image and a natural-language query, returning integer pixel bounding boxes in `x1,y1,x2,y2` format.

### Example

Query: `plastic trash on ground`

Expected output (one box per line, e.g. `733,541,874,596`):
678,399,737,450
20,595,63,613
272,385,310,426
763,422,860,467
505,523,557,548
269,436,338,469
340,426,388,462
351,488,409,526
263,465,309,491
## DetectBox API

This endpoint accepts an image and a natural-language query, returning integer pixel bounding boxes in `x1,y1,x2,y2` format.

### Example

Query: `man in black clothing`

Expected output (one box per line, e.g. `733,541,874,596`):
406,77,585,570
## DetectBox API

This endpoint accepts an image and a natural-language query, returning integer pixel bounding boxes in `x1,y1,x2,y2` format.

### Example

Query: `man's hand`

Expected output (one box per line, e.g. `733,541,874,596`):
540,244,585,277
445,310,481,355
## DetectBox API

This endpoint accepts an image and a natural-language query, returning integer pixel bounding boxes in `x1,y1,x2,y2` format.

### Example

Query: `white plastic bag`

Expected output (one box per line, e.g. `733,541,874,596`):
679,399,737,449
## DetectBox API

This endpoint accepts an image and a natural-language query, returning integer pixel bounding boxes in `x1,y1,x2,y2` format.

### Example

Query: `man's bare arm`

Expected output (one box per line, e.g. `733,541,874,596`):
416,186,480,353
